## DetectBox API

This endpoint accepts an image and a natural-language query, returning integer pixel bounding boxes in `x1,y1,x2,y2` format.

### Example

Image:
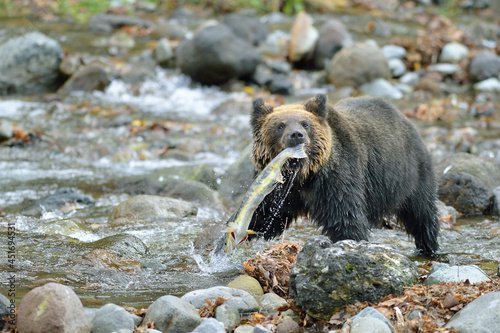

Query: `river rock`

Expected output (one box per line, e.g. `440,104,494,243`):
17,283,90,333
491,187,500,216
360,78,403,99
144,295,202,333
258,293,288,315
192,317,226,333
223,12,268,46
0,293,11,330
439,41,469,63
259,30,290,57
227,275,264,298
108,195,197,226
468,51,500,82
215,303,240,331
427,63,458,75
381,44,406,59
435,153,500,215
288,11,319,62
0,31,62,95
289,236,418,320
91,303,135,333
399,72,420,86
312,19,352,69
445,291,500,332
327,42,390,88
87,233,147,261
0,120,13,141
269,74,294,95
59,53,83,76
234,324,254,333
22,187,95,216
181,286,259,314
276,319,300,333
343,307,395,333
88,14,154,33
423,263,491,285
388,58,407,77
58,61,111,94
176,24,261,85
34,219,95,239
474,77,500,93
155,38,174,66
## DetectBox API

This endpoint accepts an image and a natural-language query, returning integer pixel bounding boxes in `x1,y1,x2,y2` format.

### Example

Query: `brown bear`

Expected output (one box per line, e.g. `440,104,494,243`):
248,94,439,255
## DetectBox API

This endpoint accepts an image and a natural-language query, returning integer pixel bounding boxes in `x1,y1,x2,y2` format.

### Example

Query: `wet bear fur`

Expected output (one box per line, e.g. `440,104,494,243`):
249,94,439,255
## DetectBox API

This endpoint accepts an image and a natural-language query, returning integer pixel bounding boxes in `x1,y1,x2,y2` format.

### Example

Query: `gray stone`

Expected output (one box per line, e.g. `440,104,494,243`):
359,78,403,99
388,58,406,77
276,319,300,333
84,308,99,325
289,236,418,320
144,295,202,333
439,42,469,63
381,44,406,59
474,78,500,93
181,286,259,314
349,317,392,333
234,324,254,333
344,307,394,332
0,32,62,95
17,283,90,333
58,61,111,94
491,187,500,216
87,233,147,261
22,187,95,216
192,317,226,333
469,51,500,82
223,13,268,46
0,120,13,141
91,303,135,333
312,19,352,69
108,195,197,226
88,14,154,33
155,38,173,66
424,263,491,285
427,63,458,75
399,72,420,86
445,292,500,332
176,24,261,85
258,293,288,314
253,324,273,333
269,74,294,95
328,43,390,88
215,303,240,330
0,293,11,330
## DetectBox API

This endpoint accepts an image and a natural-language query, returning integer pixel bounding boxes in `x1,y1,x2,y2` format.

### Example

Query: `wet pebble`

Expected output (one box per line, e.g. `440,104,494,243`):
227,275,264,298
388,58,406,78
468,51,500,82
424,263,491,285
439,41,469,63
359,78,403,99
0,120,13,141
181,286,259,314
344,307,394,332
258,293,288,315
90,303,135,333
381,44,406,59
143,295,202,333
17,283,90,333
192,317,226,333
155,38,174,66
473,77,500,93
215,303,240,330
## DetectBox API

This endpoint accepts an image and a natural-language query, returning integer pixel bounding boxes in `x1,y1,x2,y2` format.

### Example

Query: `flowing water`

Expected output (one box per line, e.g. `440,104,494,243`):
0,15,499,310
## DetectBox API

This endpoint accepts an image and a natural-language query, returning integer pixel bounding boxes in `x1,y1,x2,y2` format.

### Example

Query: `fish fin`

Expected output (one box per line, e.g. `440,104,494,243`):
246,230,257,235
276,172,284,184
226,222,237,233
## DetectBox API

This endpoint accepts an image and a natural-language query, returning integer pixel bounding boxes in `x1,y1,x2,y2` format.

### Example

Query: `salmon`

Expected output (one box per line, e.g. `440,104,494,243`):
225,144,307,253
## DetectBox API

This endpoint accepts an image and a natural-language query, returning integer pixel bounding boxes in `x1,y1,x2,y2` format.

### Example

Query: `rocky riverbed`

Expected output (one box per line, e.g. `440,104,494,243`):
0,1,500,332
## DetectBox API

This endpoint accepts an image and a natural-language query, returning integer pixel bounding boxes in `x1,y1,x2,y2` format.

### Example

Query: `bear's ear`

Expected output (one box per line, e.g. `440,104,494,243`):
304,94,327,119
251,98,274,130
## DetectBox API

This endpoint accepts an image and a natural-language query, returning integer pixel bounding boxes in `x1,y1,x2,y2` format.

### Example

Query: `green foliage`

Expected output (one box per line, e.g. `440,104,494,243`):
282,0,305,14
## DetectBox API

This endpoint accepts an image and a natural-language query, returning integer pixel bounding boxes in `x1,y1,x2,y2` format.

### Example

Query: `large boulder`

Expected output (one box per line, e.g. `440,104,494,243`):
435,153,500,215
0,32,62,95
445,292,500,332
176,24,261,85
288,12,319,63
223,12,268,46
289,236,418,320
312,19,352,69
17,283,90,333
327,42,390,87
468,51,500,83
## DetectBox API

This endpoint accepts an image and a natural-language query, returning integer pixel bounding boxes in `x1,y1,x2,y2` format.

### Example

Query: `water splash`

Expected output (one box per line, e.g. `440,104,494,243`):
190,242,240,275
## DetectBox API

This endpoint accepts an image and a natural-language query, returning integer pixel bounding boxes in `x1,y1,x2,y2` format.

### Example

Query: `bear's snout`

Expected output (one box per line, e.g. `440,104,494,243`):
286,129,307,148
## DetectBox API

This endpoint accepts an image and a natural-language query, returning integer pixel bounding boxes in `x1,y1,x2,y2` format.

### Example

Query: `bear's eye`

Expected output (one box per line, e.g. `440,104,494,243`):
301,121,310,129
276,123,285,131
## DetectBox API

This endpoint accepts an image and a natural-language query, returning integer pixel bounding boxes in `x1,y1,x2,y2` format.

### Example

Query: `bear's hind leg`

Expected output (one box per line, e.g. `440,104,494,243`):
397,190,439,255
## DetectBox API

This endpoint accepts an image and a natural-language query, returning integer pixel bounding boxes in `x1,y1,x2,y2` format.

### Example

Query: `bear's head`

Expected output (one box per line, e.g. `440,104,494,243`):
251,94,333,181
